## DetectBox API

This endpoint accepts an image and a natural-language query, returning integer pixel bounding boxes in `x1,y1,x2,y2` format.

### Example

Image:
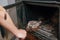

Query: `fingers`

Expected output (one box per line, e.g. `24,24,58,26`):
19,29,27,34
16,29,27,39
19,29,27,39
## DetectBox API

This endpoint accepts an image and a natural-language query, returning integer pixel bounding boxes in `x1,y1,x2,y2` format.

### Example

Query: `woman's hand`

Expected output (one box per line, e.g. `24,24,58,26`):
15,29,27,39
0,6,27,39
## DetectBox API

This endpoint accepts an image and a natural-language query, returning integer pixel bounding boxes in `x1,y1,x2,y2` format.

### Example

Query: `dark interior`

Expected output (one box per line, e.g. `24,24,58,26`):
25,4,59,22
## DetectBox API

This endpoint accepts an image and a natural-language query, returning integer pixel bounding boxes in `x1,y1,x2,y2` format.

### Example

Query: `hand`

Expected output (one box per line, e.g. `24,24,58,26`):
0,6,27,39
15,29,27,39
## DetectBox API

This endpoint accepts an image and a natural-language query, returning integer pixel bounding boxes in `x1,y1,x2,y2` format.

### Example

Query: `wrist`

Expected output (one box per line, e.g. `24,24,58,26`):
12,28,19,36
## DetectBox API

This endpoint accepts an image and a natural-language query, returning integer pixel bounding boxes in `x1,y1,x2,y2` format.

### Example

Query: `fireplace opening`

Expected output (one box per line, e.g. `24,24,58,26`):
24,4,59,39
25,4,59,22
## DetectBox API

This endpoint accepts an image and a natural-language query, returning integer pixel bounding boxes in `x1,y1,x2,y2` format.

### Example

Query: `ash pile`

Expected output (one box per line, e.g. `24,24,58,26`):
26,12,58,40
26,20,58,40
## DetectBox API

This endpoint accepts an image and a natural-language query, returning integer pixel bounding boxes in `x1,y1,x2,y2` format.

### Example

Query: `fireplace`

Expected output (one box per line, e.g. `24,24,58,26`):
16,1,59,40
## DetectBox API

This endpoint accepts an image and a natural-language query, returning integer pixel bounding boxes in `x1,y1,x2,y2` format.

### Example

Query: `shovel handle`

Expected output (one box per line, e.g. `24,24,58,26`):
19,38,25,40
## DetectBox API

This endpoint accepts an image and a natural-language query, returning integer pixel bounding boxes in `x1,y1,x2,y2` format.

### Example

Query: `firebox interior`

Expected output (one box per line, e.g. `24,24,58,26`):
24,4,59,22
22,4,59,39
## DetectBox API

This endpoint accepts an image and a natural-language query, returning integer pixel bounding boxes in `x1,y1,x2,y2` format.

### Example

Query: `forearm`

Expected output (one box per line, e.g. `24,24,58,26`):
0,6,27,39
0,18,18,36
0,19,27,39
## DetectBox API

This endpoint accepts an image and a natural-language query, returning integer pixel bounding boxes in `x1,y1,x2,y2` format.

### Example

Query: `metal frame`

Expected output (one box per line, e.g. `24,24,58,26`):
4,1,60,9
